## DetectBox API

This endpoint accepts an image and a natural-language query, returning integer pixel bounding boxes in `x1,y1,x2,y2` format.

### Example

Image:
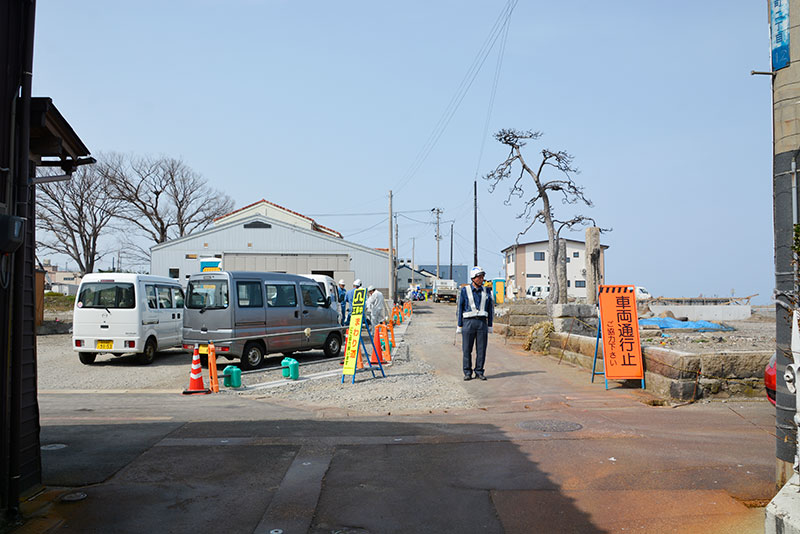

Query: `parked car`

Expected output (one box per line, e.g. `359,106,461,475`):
765,353,776,406
525,285,549,299
183,271,344,370
72,273,185,365
635,286,653,300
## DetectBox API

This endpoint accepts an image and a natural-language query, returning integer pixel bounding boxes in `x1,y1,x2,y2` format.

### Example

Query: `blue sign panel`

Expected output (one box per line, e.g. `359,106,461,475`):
772,0,790,71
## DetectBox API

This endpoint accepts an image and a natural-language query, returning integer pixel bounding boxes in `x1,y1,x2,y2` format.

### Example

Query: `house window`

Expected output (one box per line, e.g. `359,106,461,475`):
534,252,545,261
565,257,570,263
573,252,579,258
575,280,586,288
567,280,571,287
526,273,542,278
169,268,179,279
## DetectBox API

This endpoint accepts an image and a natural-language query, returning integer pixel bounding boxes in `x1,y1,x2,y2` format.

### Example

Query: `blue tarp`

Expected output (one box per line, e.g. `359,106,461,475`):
638,317,734,332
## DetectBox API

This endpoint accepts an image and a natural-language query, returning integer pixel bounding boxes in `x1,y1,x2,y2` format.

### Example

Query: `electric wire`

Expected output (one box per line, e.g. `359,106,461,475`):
342,217,388,238
472,6,512,182
393,0,518,195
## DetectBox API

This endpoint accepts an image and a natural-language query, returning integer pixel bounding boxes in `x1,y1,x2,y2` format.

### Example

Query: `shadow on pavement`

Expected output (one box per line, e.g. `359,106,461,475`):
38,419,605,534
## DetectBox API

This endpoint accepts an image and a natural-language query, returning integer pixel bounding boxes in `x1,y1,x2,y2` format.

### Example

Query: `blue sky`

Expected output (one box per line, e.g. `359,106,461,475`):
33,2,773,301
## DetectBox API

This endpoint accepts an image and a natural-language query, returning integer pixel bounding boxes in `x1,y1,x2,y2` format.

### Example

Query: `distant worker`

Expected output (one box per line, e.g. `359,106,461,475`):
456,266,494,381
366,285,386,328
338,279,347,325
344,279,362,325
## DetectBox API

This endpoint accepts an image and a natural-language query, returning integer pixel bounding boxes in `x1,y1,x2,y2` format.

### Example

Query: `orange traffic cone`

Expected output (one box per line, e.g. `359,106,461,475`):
183,345,210,395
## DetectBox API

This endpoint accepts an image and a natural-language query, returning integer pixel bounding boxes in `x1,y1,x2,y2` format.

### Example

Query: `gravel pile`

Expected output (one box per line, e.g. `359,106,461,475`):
235,343,477,415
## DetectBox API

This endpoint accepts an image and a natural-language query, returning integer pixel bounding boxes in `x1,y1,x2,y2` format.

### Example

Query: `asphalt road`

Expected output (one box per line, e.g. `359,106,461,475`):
25,302,776,534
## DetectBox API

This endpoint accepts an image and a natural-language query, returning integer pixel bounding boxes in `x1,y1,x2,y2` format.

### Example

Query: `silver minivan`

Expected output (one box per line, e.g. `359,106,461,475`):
183,271,344,369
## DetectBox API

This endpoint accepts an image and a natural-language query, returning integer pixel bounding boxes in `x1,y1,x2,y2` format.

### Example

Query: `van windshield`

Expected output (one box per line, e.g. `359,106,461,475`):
186,280,229,310
77,282,135,309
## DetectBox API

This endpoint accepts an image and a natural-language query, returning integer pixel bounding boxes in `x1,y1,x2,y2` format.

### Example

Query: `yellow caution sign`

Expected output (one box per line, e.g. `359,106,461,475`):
342,288,367,376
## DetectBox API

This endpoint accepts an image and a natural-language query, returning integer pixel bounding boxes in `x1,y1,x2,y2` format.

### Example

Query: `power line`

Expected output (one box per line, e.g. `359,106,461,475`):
343,217,388,238
473,6,513,180
394,1,518,195
306,209,432,217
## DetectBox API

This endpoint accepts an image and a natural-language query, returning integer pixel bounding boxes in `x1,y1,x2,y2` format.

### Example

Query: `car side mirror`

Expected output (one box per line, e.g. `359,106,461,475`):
321,296,331,307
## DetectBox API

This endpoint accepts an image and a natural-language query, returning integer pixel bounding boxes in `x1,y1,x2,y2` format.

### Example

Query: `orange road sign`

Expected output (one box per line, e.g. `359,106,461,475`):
598,285,644,380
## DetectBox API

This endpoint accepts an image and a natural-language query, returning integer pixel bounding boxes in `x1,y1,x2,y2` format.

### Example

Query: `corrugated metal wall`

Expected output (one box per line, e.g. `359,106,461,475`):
224,253,348,273
151,216,389,288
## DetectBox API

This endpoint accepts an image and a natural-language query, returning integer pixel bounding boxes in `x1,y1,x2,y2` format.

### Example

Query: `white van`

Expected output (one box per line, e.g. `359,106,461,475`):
301,274,342,324
72,273,185,365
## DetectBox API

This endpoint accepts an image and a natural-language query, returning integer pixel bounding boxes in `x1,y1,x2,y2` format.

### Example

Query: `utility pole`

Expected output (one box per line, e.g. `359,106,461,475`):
394,214,399,300
449,222,453,281
412,238,415,287
388,191,394,304
766,0,799,487
474,180,478,266
432,207,442,279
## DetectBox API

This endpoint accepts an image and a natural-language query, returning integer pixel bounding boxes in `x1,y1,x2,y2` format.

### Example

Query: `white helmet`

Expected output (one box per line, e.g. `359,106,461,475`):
338,279,345,285
367,285,375,292
470,266,486,279
353,279,362,288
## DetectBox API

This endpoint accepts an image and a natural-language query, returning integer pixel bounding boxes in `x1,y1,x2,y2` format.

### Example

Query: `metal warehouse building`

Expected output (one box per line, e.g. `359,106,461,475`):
150,210,389,290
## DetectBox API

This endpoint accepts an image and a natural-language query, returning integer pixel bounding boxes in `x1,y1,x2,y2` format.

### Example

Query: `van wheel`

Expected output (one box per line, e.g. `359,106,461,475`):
323,333,342,358
78,352,96,365
137,338,157,365
240,342,264,370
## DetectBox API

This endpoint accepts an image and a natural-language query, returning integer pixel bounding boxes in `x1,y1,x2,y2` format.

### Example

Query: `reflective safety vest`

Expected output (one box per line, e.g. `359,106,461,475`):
463,285,490,319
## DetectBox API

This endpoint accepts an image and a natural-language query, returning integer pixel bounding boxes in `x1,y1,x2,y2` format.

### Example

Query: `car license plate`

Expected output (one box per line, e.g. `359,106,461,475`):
96,340,113,350
198,345,208,354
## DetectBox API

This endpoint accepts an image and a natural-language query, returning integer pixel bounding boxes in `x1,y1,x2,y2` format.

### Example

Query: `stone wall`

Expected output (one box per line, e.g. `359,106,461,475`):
494,303,548,338
547,332,770,401
551,303,597,336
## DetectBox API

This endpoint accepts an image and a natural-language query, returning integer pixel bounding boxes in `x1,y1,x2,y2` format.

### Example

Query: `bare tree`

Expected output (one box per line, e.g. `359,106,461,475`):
36,164,122,275
103,154,234,245
485,129,607,306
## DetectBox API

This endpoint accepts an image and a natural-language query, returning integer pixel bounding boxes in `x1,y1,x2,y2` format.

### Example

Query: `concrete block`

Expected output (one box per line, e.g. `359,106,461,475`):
509,315,549,327
552,317,596,336
698,351,772,379
552,303,597,318
669,379,699,401
506,304,548,315
766,475,800,534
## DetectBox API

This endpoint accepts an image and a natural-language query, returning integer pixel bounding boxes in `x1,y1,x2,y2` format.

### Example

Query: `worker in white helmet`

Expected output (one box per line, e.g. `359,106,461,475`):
456,266,494,380
344,279,363,325
337,280,347,325
366,285,386,328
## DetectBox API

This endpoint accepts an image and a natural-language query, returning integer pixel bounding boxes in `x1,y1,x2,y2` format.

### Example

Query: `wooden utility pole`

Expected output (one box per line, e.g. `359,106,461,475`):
474,180,478,266
394,214,399,299
433,207,442,279
449,222,454,281
388,191,394,303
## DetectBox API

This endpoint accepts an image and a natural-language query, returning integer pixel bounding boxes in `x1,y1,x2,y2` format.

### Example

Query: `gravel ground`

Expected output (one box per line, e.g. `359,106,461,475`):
235,345,477,415
36,320,478,416
640,315,775,353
